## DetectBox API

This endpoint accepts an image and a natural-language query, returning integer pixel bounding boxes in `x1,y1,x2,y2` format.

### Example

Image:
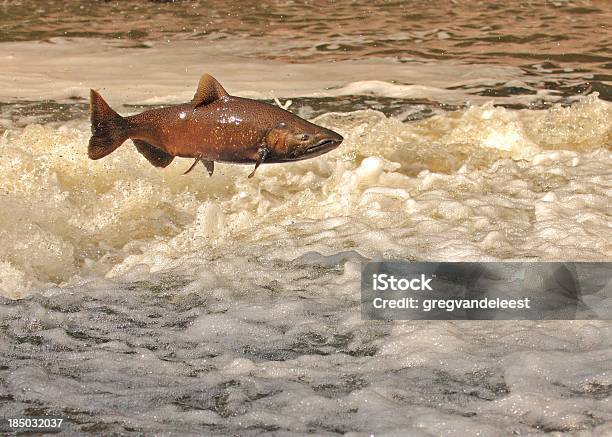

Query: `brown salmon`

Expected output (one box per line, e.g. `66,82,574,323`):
88,74,343,177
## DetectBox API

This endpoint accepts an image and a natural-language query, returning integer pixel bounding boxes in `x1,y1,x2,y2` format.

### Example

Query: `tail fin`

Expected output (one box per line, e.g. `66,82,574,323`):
88,90,129,160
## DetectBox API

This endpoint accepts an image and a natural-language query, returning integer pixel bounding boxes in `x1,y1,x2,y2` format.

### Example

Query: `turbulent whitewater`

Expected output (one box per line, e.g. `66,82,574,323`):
1,95,610,299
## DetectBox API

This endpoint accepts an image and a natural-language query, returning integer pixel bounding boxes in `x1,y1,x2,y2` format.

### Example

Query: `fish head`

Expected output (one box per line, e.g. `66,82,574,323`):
264,119,343,162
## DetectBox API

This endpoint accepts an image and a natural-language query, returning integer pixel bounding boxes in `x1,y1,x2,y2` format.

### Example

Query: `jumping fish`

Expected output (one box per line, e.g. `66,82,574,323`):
88,74,343,177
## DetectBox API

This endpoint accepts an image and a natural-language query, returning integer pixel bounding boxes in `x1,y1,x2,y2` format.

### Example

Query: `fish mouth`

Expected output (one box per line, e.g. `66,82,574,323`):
306,138,342,154
270,133,344,163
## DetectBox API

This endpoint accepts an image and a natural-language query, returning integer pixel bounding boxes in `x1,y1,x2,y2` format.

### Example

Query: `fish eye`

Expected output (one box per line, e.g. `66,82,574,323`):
300,134,311,141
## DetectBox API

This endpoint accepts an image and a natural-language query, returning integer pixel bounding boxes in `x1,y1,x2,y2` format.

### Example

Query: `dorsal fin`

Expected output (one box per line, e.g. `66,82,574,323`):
191,74,229,108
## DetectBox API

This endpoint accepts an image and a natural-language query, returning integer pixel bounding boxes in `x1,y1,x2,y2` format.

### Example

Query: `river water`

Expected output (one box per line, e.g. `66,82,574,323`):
0,1,611,435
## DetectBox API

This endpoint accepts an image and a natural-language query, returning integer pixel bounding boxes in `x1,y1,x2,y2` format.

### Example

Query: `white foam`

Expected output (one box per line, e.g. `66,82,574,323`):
1,95,610,297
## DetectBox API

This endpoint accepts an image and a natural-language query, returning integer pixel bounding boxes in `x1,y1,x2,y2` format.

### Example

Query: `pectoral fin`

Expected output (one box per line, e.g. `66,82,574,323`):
203,160,214,176
191,74,229,108
133,140,174,168
248,147,270,178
